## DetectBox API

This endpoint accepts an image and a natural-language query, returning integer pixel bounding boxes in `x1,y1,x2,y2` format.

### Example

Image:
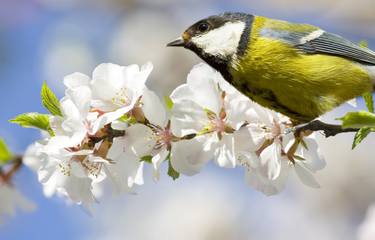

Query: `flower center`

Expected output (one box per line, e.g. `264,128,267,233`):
271,119,282,138
211,116,226,133
155,127,173,150
112,87,131,107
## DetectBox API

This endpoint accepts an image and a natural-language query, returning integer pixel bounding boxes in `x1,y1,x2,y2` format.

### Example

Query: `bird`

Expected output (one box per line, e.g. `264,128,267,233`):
167,12,375,124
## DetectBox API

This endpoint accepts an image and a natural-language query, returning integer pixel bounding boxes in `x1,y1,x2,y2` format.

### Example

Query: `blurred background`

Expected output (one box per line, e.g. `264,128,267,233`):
1,0,375,239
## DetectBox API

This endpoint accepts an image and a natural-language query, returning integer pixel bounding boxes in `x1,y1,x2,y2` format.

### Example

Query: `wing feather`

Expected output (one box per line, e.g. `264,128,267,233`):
260,25,375,65
295,32,375,65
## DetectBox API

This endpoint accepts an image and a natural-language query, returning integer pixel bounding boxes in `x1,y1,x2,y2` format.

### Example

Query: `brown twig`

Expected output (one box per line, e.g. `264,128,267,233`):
0,155,23,184
294,120,359,138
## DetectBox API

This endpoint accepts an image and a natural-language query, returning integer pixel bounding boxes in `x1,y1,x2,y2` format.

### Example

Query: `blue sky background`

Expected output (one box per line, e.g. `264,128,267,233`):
1,1,375,239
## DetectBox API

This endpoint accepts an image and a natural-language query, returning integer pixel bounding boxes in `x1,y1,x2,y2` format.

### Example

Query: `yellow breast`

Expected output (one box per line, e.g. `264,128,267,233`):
229,16,373,122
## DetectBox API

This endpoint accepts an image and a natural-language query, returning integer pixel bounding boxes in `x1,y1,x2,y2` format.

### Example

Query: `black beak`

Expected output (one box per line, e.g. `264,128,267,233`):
166,37,185,47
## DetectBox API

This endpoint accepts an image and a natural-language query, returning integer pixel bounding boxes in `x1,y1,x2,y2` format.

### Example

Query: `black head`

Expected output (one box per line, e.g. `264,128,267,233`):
167,12,253,81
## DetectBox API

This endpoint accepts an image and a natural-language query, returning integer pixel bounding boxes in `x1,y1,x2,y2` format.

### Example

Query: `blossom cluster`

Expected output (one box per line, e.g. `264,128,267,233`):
15,62,326,210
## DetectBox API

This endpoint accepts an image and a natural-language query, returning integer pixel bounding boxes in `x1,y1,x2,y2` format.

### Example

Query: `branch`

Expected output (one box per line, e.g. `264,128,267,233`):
294,120,359,138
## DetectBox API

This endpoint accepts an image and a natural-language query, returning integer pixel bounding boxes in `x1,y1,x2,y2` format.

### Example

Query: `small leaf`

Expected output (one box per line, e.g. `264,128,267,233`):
41,81,62,116
164,96,174,110
352,127,371,149
0,138,12,165
168,159,180,180
10,113,53,134
140,155,152,164
118,114,137,124
363,92,374,113
338,111,375,128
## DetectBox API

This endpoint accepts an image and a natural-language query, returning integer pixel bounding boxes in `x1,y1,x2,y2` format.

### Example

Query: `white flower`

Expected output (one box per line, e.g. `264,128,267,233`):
246,109,291,181
105,124,153,193
287,135,326,188
238,153,290,196
142,88,212,178
90,62,153,127
106,87,211,183
170,63,258,170
238,134,325,195
47,72,98,152
0,183,35,223
29,143,104,209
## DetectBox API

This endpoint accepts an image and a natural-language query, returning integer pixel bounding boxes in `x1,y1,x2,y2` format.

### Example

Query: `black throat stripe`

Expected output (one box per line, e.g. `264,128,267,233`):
237,15,254,57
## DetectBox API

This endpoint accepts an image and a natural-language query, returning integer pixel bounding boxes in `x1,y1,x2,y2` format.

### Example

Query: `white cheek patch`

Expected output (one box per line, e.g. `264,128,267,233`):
191,22,245,59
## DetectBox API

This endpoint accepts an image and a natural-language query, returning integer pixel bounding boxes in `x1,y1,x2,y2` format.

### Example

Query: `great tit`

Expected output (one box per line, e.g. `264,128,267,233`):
167,12,375,123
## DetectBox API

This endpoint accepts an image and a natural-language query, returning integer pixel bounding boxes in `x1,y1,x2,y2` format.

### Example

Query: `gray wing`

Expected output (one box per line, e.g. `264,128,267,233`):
260,28,375,65
295,31,375,65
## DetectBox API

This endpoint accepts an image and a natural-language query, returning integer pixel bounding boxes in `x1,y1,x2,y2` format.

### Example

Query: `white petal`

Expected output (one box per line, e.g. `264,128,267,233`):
246,125,267,149
105,153,143,193
142,88,167,127
133,161,145,186
60,97,81,121
127,62,153,92
245,170,281,196
59,175,95,205
225,92,256,129
186,64,221,114
93,104,134,132
300,138,326,172
44,136,74,153
65,85,92,116
259,143,282,180
38,158,59,185
214,134,236,168
92,63,125,101
49,116,65,136
233,127,260,154
170,99,207,137
23,142,44,172
294,163,320,188
70,161,87,178
107,137,126,160
64,72,90,89
170,84,193,102
151,148,169,181
171,138,212,176
245,159,290,196
123,124,156,157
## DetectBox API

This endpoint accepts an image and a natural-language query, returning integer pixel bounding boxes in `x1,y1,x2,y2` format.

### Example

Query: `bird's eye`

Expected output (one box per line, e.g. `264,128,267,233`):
198,22,209,32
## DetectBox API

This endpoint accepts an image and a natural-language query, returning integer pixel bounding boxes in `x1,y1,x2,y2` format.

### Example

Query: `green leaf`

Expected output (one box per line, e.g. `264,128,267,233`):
118,114,137,124
10,113,53,135
363,92,374,113
0,138,12,165
168,158,180,180
140,155,152,164
41,81,62,116
352,127,372,149
164,96,174,110
338,111,375,128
